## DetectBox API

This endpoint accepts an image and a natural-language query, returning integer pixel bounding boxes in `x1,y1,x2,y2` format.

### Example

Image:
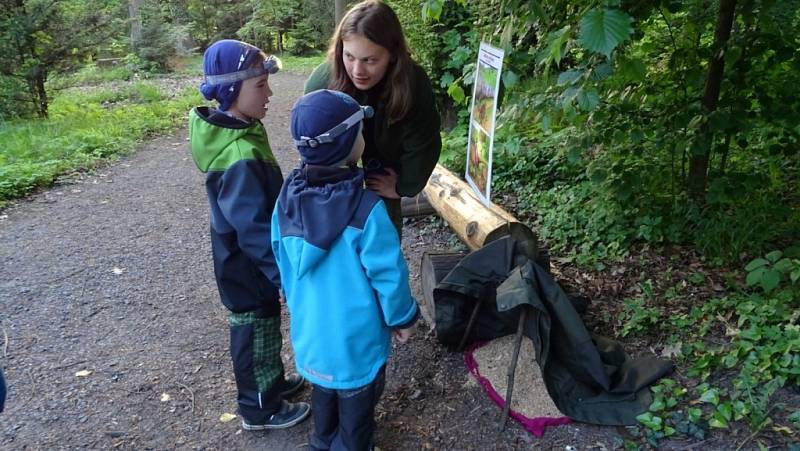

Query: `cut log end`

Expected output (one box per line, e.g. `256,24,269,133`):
401,193,435,218
419,251,467,329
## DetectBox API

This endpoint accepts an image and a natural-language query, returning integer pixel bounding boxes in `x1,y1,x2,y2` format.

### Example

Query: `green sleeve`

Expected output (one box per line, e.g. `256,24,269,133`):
304,62,332,94
396,66,442,197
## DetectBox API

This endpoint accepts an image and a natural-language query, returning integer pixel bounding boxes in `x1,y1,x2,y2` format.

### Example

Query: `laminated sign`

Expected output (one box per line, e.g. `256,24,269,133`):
465,42,504,206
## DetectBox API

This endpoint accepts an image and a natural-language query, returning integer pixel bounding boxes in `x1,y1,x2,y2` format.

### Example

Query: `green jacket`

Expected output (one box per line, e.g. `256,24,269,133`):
188,106,284,316
304,62,441,197
433,236,675,425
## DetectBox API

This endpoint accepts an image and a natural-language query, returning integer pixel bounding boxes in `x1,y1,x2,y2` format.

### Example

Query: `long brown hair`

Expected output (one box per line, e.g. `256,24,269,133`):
327,0,414,124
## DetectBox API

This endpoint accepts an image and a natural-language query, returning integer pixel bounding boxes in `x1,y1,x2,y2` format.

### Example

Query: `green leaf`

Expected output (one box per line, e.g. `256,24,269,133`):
545,26,571,67
502,70,519,88
557,70,583,86
717,402,732,421
649,398,666,412
618,56,646,82
765,250,783,263
578,8,634,57
422,0,443,21
699,388,719,405
709,412,729,428
447,82,465,104
746,267,766,287
636,412,663,431
687,407,703,423
440,72,455,88
745,258,770,272
791,269,800,283
577,88,600,111
773,258,793,273
761,269,781,293
567,147,582,164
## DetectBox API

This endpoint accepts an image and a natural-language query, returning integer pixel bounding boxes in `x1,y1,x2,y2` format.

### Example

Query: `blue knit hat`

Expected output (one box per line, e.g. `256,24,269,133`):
199,40,280,111
291,90,374,166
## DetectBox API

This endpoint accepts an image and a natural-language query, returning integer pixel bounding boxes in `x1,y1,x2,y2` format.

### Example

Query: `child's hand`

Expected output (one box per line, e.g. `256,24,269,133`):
393,326,413,344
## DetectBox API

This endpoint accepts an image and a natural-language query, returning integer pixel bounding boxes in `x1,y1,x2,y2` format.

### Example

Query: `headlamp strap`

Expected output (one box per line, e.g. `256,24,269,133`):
204,55,282,86
294,105,374,149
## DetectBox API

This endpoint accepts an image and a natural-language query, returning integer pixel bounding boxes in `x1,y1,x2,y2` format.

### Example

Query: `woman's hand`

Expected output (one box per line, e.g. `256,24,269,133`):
366,168,400,199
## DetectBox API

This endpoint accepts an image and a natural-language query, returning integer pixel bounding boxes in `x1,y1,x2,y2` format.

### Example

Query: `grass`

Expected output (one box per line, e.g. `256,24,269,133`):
1,52,325,207
0,82,201,206
275,52,326,74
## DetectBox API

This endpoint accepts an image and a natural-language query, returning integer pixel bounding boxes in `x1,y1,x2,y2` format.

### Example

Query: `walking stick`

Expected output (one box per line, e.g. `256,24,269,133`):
457,299,482,352
500,306,527,430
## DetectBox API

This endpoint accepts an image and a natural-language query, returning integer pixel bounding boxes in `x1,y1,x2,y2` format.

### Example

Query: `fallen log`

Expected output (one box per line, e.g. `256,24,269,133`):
419,251,467,328
401,193,435,217
423,164,537,254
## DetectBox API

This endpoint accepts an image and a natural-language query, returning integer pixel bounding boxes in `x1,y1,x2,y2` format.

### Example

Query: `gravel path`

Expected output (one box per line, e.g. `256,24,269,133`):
0,71,622,450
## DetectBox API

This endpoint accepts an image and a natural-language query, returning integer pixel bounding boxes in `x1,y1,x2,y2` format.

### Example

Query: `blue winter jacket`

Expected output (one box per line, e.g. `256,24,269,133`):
271,165,418,389
189,107,283,315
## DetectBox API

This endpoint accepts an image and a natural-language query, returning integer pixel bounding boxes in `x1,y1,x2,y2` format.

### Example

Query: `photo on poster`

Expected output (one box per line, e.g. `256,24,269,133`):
465,42,504,206
472,61,499,133
467,123,490,196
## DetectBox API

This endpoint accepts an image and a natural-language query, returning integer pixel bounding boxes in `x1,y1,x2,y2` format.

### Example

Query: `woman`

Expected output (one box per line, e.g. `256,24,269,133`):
304,0,442,235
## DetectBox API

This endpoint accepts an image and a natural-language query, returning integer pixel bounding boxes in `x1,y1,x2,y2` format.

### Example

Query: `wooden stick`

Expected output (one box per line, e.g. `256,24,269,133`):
457,300,482,352
177,382,196,414
501,306,528,430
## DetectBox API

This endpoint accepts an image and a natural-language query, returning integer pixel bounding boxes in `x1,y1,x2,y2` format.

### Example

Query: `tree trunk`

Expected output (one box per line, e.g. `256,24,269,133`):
34,70,48,118
401,193,435,217
335,0,346,27
129,0,143,51
687,0,736,200
423,164,538,255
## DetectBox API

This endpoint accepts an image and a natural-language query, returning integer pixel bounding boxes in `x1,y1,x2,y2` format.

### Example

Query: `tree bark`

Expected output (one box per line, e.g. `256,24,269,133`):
401,193,435,217
335,0,346,27
129,0,143,51
34,70,48,118
423,164,537,254
419,251,467,328
688,0,736,200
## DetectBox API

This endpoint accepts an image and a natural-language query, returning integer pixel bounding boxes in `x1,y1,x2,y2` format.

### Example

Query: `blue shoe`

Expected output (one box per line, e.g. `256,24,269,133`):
241,400,310,431
279,373,305,398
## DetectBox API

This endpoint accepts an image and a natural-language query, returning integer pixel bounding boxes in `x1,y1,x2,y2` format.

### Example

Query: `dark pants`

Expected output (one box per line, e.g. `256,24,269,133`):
309,367,386,451
228,304,285,423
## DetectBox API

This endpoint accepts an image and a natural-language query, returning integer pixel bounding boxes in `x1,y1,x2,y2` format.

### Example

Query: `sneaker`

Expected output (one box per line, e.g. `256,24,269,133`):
241,400,311,431
279,373,305,398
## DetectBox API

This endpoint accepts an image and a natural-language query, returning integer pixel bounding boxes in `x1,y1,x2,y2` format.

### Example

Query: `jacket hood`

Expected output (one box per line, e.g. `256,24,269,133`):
189,106,257,172
277,165,365,276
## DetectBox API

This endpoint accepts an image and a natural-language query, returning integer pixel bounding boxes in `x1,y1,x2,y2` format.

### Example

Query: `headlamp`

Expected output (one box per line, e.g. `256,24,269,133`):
294,105,375,149
204,55,282,86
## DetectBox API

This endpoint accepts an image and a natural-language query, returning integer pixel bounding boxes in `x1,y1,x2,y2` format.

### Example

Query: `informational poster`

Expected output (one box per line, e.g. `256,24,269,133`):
465,42,504,206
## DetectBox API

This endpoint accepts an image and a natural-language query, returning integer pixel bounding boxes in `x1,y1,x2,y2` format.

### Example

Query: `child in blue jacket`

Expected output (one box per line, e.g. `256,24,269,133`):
189,39,309,430
271,89,418,450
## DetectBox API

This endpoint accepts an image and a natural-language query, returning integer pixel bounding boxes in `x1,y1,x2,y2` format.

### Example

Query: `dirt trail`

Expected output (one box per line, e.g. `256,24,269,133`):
0,71,618,450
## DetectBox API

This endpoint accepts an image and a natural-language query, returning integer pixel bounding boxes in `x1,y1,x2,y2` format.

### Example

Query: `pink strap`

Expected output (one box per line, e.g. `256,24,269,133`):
464,341,572,437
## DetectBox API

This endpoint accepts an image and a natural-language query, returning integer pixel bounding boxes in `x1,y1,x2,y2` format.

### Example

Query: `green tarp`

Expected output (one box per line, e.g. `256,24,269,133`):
433,236,674,425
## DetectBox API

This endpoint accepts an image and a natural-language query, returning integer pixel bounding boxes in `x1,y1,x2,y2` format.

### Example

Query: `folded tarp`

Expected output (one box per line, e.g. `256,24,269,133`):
433,236,674,426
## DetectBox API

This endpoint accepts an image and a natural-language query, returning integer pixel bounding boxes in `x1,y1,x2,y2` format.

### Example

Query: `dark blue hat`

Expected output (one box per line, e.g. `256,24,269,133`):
291,90,373,166
199,40,271,111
